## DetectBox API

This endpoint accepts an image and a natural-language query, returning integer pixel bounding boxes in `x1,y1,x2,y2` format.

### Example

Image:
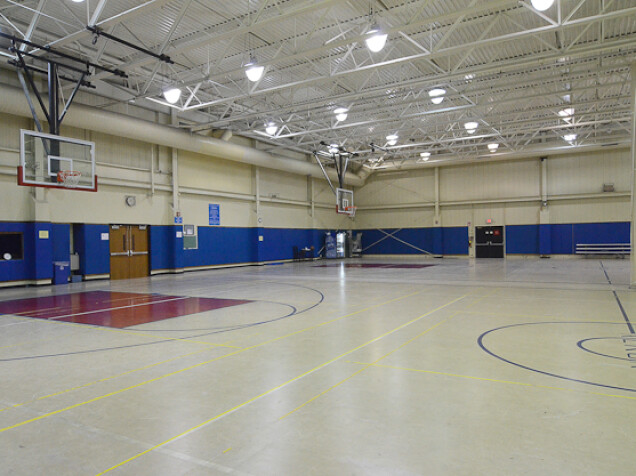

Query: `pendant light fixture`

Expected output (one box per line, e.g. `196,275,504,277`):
245,56,265,82
163,87,181,104
530,0,554,11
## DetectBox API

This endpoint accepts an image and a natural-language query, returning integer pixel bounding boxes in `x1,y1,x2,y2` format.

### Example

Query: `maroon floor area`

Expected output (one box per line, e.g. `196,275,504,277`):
313,263,435,269
0,291,251,328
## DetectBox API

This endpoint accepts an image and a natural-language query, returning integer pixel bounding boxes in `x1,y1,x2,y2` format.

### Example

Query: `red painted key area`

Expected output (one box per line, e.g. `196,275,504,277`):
0,291,251,328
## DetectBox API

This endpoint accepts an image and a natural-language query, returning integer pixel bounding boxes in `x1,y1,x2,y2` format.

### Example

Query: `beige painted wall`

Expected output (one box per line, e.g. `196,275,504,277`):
0,111,345,229
354,149,631,229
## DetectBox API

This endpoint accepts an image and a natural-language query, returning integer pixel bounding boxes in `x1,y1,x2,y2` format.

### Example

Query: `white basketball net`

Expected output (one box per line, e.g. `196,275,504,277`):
58,171,81,188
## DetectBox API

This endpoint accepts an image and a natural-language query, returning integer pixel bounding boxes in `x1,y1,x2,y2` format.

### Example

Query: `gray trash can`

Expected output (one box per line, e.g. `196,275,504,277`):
53,261,70,285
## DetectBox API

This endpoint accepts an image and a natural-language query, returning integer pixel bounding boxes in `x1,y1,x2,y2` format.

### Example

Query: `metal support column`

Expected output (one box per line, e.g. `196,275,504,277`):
434,167,441,226
171,110,180,215
630,63,636,287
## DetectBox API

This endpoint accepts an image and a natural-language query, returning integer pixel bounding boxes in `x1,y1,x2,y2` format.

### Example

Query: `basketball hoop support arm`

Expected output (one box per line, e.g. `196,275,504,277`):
313,152,337,196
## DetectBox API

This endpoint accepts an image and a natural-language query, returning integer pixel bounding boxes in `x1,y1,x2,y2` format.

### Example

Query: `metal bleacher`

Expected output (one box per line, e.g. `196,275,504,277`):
575,243,630,257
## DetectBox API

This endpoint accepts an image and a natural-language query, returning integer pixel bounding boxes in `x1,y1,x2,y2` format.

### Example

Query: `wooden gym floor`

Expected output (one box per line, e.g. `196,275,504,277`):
0,257,635,475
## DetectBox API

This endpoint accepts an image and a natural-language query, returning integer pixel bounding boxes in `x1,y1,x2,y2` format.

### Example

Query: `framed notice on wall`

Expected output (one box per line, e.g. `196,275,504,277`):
209,204,220,226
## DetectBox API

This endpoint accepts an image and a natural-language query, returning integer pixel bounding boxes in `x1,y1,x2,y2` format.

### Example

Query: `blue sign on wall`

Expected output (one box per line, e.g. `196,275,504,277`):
209,204,220,226
174,216,183,224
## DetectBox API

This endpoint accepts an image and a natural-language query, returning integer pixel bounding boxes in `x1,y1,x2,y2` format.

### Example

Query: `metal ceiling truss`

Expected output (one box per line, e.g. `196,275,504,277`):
0,0,635,171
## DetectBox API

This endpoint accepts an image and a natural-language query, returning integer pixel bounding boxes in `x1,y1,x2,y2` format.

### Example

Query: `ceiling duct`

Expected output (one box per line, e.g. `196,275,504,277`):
0,83,365,187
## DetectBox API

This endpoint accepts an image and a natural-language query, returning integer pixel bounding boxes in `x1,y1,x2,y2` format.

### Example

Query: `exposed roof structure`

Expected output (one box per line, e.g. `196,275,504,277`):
1,0,635,171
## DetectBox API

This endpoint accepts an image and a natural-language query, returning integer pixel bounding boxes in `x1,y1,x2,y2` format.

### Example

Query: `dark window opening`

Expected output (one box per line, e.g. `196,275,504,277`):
0,233,24,260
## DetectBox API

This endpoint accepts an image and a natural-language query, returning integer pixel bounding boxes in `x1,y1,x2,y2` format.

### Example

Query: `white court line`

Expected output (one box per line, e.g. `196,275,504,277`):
47,296,190,321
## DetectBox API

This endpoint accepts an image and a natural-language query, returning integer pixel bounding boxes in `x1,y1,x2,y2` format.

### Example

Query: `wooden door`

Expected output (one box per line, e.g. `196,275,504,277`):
129,226,149,279
109,225,150,280
109,225,130,280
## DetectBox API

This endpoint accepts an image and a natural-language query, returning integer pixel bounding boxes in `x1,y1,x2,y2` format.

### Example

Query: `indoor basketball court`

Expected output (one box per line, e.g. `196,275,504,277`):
1,0,636,474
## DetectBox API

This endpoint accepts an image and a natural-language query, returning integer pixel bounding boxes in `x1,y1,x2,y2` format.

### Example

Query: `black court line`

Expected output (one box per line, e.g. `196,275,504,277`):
600,261,635,335
612,291,635,335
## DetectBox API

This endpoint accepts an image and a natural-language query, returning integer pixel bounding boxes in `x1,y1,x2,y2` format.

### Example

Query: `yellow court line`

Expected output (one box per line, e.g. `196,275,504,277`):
279,290,498,420
1,287,427,433
346,361,636,401
0,346,218,414
279,311,462,420
94,293,468,475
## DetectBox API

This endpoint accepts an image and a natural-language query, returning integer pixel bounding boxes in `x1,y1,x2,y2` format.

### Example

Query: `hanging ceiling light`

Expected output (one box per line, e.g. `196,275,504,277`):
465,73,475,82
163,87,181,104
563,133,577,143
531,0,555,11
329,144,339,154
487,143,499,152
334,107,348,122
464,121,479,134
558,107,574,122
386,134,398,146
419,152,431,161
428,88,446,105
245,57,265,82
365,24,388,53
265,122,278,136
71,0,86,3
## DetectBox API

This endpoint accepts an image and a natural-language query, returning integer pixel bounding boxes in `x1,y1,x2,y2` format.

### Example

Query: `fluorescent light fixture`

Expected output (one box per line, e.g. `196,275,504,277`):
465,73,475,82
162,87,181,104
365,24,388,53
487,143,499,152
419,152,431,161
563,133,577,143
329,144,339,154
245,58,265,82
265,122,278,136
464,121,479,134
71,0,85,3
531,0,554,11
386,134,398,146
334,107,348,122
429,88,446,105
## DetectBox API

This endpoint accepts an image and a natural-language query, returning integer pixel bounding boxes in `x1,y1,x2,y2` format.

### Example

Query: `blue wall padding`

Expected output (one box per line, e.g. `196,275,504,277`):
361,227,468,255
33,223,53,280
51,224,70,263
432,227,443,255
442,227,468,255
506,225,539,254
362,228,434,254
150,226,184,270
539,224,551,255
573,222,630,245
185,226,257,267
0,221,632,283
73,224,110,275
551,224,573,254
257,228,316,262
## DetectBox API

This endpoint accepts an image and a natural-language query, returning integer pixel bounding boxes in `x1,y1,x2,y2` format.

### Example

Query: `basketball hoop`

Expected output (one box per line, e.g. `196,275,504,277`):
57,170,81,188
344,206,357,218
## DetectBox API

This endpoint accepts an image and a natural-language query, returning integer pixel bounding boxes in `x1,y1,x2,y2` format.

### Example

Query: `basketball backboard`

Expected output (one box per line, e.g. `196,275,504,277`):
18,129,97,191
336,188,355,217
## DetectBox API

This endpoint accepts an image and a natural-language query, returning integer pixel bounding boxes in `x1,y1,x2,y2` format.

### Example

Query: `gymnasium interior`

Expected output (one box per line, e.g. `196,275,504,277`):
1,1,636,474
